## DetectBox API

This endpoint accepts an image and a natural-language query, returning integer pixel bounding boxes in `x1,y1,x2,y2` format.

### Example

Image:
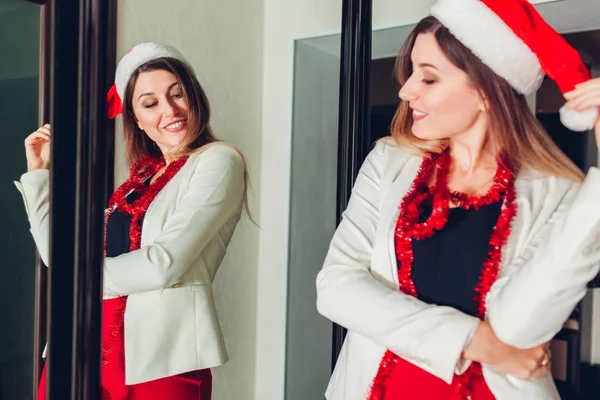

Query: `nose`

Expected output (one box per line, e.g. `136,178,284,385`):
162,97,182,117
398,75,418,102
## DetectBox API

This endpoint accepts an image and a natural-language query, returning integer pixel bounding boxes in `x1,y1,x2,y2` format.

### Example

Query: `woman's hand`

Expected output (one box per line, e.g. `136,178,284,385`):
463,321,551,380
24,124,51,171
564,78,600,151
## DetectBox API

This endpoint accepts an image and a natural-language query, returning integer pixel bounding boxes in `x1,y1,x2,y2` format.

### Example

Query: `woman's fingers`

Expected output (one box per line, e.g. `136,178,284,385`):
565,91,600,111
25,131,50,144
564,78,600,100
36,124,51,136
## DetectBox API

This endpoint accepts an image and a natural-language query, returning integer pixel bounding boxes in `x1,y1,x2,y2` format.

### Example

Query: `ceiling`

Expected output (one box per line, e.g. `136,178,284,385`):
302,0,600,60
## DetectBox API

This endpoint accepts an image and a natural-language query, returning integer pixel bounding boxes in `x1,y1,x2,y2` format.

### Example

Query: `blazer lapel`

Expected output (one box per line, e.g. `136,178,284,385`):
375,156,422,287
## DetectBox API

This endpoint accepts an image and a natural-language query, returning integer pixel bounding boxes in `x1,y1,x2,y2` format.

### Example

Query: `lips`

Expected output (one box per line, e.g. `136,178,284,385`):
163,120,187,132
411,109,428,121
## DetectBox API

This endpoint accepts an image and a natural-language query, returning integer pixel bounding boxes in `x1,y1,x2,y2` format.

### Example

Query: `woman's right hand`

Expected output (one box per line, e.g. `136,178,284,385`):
25,124,51,171
463,321,551,380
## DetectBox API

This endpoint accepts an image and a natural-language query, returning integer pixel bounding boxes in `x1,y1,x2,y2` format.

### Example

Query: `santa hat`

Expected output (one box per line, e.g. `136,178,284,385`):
107,42,192,119
431,0,598,132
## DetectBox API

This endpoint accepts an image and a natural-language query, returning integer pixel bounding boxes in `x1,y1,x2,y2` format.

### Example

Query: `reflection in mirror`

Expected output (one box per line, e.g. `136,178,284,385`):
0,0,40,399
13,1,262,398
106,2,263,399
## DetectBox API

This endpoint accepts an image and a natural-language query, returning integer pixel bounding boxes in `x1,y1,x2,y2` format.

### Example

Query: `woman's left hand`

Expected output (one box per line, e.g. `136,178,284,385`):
564,78,600,150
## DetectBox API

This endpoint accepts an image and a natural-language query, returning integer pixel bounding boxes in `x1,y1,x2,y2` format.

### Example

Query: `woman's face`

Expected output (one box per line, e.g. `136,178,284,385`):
131,69,189,156
398,32,487,141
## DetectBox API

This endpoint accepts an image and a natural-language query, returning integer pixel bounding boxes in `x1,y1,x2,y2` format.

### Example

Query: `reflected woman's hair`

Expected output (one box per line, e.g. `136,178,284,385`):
122,57,218,165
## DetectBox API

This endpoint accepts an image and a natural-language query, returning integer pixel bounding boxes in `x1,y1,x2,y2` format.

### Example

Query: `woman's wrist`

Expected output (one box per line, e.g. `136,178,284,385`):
27,162,49,172
463,321,510,365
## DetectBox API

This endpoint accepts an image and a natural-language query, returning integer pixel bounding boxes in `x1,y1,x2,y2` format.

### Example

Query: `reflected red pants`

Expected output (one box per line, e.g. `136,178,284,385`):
38,298,212,400
384,357,495,399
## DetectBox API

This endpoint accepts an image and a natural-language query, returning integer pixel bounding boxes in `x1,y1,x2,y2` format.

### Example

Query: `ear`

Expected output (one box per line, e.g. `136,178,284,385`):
479,95,489,112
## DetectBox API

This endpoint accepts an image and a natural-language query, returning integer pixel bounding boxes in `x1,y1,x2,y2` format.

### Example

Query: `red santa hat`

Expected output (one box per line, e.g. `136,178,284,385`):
107,42,192,119
431,0,598,132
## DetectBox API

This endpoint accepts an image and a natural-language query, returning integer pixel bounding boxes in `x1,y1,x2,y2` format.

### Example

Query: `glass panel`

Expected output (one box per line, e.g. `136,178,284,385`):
286,35,340,400
0,1,40,399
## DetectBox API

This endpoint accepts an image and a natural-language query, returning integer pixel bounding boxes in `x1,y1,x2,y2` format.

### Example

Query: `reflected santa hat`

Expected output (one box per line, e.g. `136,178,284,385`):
431,0,598,132
107,42,192,119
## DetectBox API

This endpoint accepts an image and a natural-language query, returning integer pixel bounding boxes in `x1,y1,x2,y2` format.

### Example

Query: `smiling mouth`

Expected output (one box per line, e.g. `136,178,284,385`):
164,120,187,131
412,109,428,120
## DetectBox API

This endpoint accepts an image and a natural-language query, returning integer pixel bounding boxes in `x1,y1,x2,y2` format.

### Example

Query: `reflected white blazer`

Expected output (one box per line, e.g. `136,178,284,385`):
15,144,245,385
317,139,600,400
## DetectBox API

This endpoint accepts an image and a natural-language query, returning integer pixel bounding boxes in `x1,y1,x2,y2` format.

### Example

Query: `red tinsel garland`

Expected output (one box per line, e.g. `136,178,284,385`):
368,151,517,400
100,155,188,398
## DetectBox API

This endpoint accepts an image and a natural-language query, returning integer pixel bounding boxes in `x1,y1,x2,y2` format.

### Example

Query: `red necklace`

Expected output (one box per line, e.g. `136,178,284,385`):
100,155,188,378
368,151,517,400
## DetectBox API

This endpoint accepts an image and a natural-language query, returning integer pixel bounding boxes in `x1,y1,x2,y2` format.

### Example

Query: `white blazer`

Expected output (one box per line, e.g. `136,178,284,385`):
317,138,600,400
15,144,245,385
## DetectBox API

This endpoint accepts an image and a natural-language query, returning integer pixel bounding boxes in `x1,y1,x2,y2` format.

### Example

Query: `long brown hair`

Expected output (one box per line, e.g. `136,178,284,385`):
122,57,253,217
391,16,584,182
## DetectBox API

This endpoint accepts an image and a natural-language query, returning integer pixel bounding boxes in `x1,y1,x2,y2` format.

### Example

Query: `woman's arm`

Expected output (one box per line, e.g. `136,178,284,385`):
316,141,480,384
487,80,600,349
486,170,600,348
103,145,245,295
15,169,50,265
16,124,52,265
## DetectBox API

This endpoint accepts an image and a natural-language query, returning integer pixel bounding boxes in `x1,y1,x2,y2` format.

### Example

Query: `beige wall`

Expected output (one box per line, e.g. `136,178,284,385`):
116,1,264,399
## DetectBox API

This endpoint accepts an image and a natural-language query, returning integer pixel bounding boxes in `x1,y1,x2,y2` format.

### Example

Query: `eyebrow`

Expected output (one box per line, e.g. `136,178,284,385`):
417,63,440,71
137,81,180,101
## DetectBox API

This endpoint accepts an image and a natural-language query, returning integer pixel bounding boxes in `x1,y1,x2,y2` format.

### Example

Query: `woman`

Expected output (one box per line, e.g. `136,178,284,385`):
316,1,600,399
16,43,249,399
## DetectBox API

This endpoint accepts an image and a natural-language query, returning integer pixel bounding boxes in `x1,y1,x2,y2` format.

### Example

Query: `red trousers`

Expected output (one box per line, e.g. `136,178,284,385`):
384,357,495,399
38,298,212,400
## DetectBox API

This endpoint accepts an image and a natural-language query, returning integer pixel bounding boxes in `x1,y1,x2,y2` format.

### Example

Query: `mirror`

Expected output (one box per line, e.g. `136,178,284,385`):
0,0,40,398
113,2,262,400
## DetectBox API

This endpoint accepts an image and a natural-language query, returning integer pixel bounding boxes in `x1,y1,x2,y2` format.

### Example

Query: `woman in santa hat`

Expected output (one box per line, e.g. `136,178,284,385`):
17,42,249,399
317,0,600,399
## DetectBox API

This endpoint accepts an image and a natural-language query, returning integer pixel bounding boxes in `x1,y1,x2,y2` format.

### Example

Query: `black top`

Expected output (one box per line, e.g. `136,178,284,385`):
105,180,150,258
411,201,502,317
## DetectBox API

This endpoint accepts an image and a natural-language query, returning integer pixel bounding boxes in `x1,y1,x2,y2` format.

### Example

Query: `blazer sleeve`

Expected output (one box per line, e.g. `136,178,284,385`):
316,141,480,384
487,168,600,349
103,145,245,295
14,169,50,266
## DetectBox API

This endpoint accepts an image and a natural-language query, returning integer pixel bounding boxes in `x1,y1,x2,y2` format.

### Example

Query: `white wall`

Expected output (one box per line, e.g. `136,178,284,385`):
116,1,264,399
257,1,584,399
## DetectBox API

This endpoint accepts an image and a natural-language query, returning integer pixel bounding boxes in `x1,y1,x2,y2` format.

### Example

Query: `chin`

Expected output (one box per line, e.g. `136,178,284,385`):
412,127,439,141
411,125,448,140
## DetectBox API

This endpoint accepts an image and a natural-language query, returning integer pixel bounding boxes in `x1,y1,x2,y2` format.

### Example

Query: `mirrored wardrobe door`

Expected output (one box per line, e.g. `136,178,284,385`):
0,1,43,398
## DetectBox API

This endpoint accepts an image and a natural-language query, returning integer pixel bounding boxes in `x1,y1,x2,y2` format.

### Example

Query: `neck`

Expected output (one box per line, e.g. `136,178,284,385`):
160,151,176,165
447,118,497,175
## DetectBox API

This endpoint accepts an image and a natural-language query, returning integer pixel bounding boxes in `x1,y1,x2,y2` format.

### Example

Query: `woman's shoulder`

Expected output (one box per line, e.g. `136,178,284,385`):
368,136,422,169
187,142,245,170
517,167,581,204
